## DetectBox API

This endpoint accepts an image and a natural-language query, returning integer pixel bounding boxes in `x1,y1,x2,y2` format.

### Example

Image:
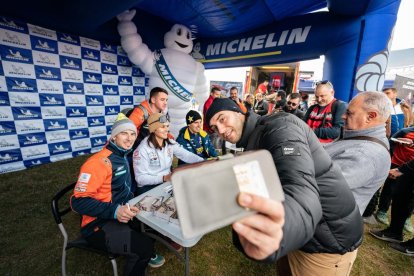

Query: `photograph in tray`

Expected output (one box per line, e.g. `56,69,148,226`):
135,195,164,212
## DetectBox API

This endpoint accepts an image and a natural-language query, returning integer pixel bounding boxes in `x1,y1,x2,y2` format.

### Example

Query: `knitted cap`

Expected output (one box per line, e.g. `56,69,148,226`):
111,113,136,139
205,98,243,127
186,110,202,125
148,113,169,133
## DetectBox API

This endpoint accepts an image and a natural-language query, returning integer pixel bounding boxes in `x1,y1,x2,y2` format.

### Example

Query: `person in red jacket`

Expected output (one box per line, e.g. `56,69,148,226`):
203,86,222,150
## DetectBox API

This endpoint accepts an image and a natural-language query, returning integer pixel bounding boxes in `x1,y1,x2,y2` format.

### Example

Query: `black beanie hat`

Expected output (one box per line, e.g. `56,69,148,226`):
205,98,243,127
186,110,202,125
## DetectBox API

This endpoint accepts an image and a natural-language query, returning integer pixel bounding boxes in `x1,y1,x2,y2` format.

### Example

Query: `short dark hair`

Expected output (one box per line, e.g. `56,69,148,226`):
211,87,221,94
150,87,168,101
277,90,286,99
230,86,238,91
288,93,301,100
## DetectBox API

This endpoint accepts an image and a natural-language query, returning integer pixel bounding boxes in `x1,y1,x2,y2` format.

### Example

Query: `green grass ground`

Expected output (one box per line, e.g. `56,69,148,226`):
1,155,414,275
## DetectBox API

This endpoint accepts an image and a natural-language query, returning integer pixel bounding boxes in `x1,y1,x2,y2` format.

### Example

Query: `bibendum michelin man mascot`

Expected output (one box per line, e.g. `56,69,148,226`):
117,10,209,137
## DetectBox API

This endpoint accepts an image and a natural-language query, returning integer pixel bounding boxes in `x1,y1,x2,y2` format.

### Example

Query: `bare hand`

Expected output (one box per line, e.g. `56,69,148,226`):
163,173,172,182
116,204,139,223
389,168,403,179
232,193,285,260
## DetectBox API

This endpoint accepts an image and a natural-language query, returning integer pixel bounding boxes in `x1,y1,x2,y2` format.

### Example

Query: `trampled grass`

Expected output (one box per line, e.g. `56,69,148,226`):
0,155,413,275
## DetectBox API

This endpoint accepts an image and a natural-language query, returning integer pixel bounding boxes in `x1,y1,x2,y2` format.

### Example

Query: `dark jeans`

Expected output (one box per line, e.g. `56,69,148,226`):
388,173,414,236
377,164,399,213
363,189,380,217
86,220,154,276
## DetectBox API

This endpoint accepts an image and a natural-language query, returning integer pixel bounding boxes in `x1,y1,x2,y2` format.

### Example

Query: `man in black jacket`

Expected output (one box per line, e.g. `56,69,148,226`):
206,98,363,275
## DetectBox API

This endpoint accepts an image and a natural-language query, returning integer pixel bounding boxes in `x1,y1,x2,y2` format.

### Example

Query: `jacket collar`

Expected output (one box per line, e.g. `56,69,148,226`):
107,140,132,157
237,112,260,148
183,127,208,141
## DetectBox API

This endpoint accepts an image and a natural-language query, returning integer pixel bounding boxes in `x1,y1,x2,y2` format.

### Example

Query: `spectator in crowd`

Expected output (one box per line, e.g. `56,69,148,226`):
370,157,414,255
279,93,305,119
266,90,286,114
203,87,223,150
253,93,269,116
255,79,269,95
243,94,254,111
71,113,164,273
325,92,391,215
176,110,217,163
303,80,347,143
229,86,247,113
205,98,362,275
133,113,203,195
371,126,414,232
383,87,411,137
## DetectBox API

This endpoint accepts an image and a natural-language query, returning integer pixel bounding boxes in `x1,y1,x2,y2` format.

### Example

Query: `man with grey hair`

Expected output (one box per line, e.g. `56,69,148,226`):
325,91,392,215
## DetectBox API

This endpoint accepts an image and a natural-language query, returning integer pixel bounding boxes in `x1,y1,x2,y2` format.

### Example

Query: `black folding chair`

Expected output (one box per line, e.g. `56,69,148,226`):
51,182,119,276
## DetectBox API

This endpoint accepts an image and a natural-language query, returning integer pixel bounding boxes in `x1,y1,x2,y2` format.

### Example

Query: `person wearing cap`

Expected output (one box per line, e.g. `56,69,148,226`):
176,110,218,164
71,113,164,274
205,98,362,276
133,113,204,195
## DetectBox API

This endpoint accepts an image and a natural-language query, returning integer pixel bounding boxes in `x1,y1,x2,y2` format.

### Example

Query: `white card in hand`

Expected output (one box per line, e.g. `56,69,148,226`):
232,160,269,198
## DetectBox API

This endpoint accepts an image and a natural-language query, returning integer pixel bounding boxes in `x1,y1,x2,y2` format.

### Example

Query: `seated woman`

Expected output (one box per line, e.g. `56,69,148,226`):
133,113,204,195
71,113,164,274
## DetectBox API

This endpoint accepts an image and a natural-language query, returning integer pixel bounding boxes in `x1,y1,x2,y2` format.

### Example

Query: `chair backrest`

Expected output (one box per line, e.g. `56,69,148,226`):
51,182,76,225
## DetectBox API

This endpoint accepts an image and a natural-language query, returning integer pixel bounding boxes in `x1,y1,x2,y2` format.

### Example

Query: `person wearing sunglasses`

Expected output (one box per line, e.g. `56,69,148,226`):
303,80,347,143
133,113,204,195
279,93,305,119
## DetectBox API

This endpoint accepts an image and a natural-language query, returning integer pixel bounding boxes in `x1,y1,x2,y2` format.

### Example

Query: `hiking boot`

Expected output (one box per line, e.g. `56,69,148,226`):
389,241,414,257
149,254,165,268
404,218,414,233
363,215,379,225
375,211,389,225
369,229,403,243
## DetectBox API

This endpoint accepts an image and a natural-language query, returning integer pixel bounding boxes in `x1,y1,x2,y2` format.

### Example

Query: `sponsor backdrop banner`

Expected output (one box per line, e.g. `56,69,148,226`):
0,16,148,174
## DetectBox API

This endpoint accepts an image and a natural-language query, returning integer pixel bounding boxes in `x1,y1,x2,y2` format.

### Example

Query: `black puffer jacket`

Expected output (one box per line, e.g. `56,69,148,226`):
235,112,363,259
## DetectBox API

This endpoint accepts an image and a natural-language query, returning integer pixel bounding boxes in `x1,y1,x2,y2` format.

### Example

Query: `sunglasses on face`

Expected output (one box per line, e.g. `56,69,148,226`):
287,101,298,107
149,114,169,125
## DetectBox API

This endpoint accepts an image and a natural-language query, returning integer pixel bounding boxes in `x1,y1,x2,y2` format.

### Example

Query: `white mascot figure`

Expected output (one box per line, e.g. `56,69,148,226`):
117,10,209,137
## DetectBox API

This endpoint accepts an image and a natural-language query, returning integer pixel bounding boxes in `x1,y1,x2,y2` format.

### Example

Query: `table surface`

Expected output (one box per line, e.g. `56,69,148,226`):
129,182,203,247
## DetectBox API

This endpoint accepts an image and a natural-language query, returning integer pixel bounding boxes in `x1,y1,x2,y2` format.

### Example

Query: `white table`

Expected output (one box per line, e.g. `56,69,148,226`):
129,182,202,275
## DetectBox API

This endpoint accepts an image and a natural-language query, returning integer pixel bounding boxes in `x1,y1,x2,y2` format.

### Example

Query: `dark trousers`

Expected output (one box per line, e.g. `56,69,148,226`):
86,220,154,276
363,189,380,217
377,164,399,212
388,174,414,236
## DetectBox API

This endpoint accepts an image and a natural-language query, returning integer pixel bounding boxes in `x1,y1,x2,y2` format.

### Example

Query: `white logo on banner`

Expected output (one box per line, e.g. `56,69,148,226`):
0,76,7,92
36,79,63,93
34,39,56,52
102,75,117,85
20,144,49,160
28,24,57,39
105,115,117,125
67,108,85,117
5,49,31,62
104,96,120,106
84,83,102,95
0,107,13,121
0,29,30,49
0,135,19,150
32,51,60,67
61,69,82,82
89,126,106,137
14,120,45,134
64,95,86,106
67,117,88,129
101,52,117,64
87,106,105,116
41,106,65,118
82,60,100,73
119,86,133,95
71,138,91,151
9,92,40,106
3,61,36,78
0,17,24,31
58,42,81,58
118,66,132,76
80,37,100,50
45,130,69,143
132,77,145,86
